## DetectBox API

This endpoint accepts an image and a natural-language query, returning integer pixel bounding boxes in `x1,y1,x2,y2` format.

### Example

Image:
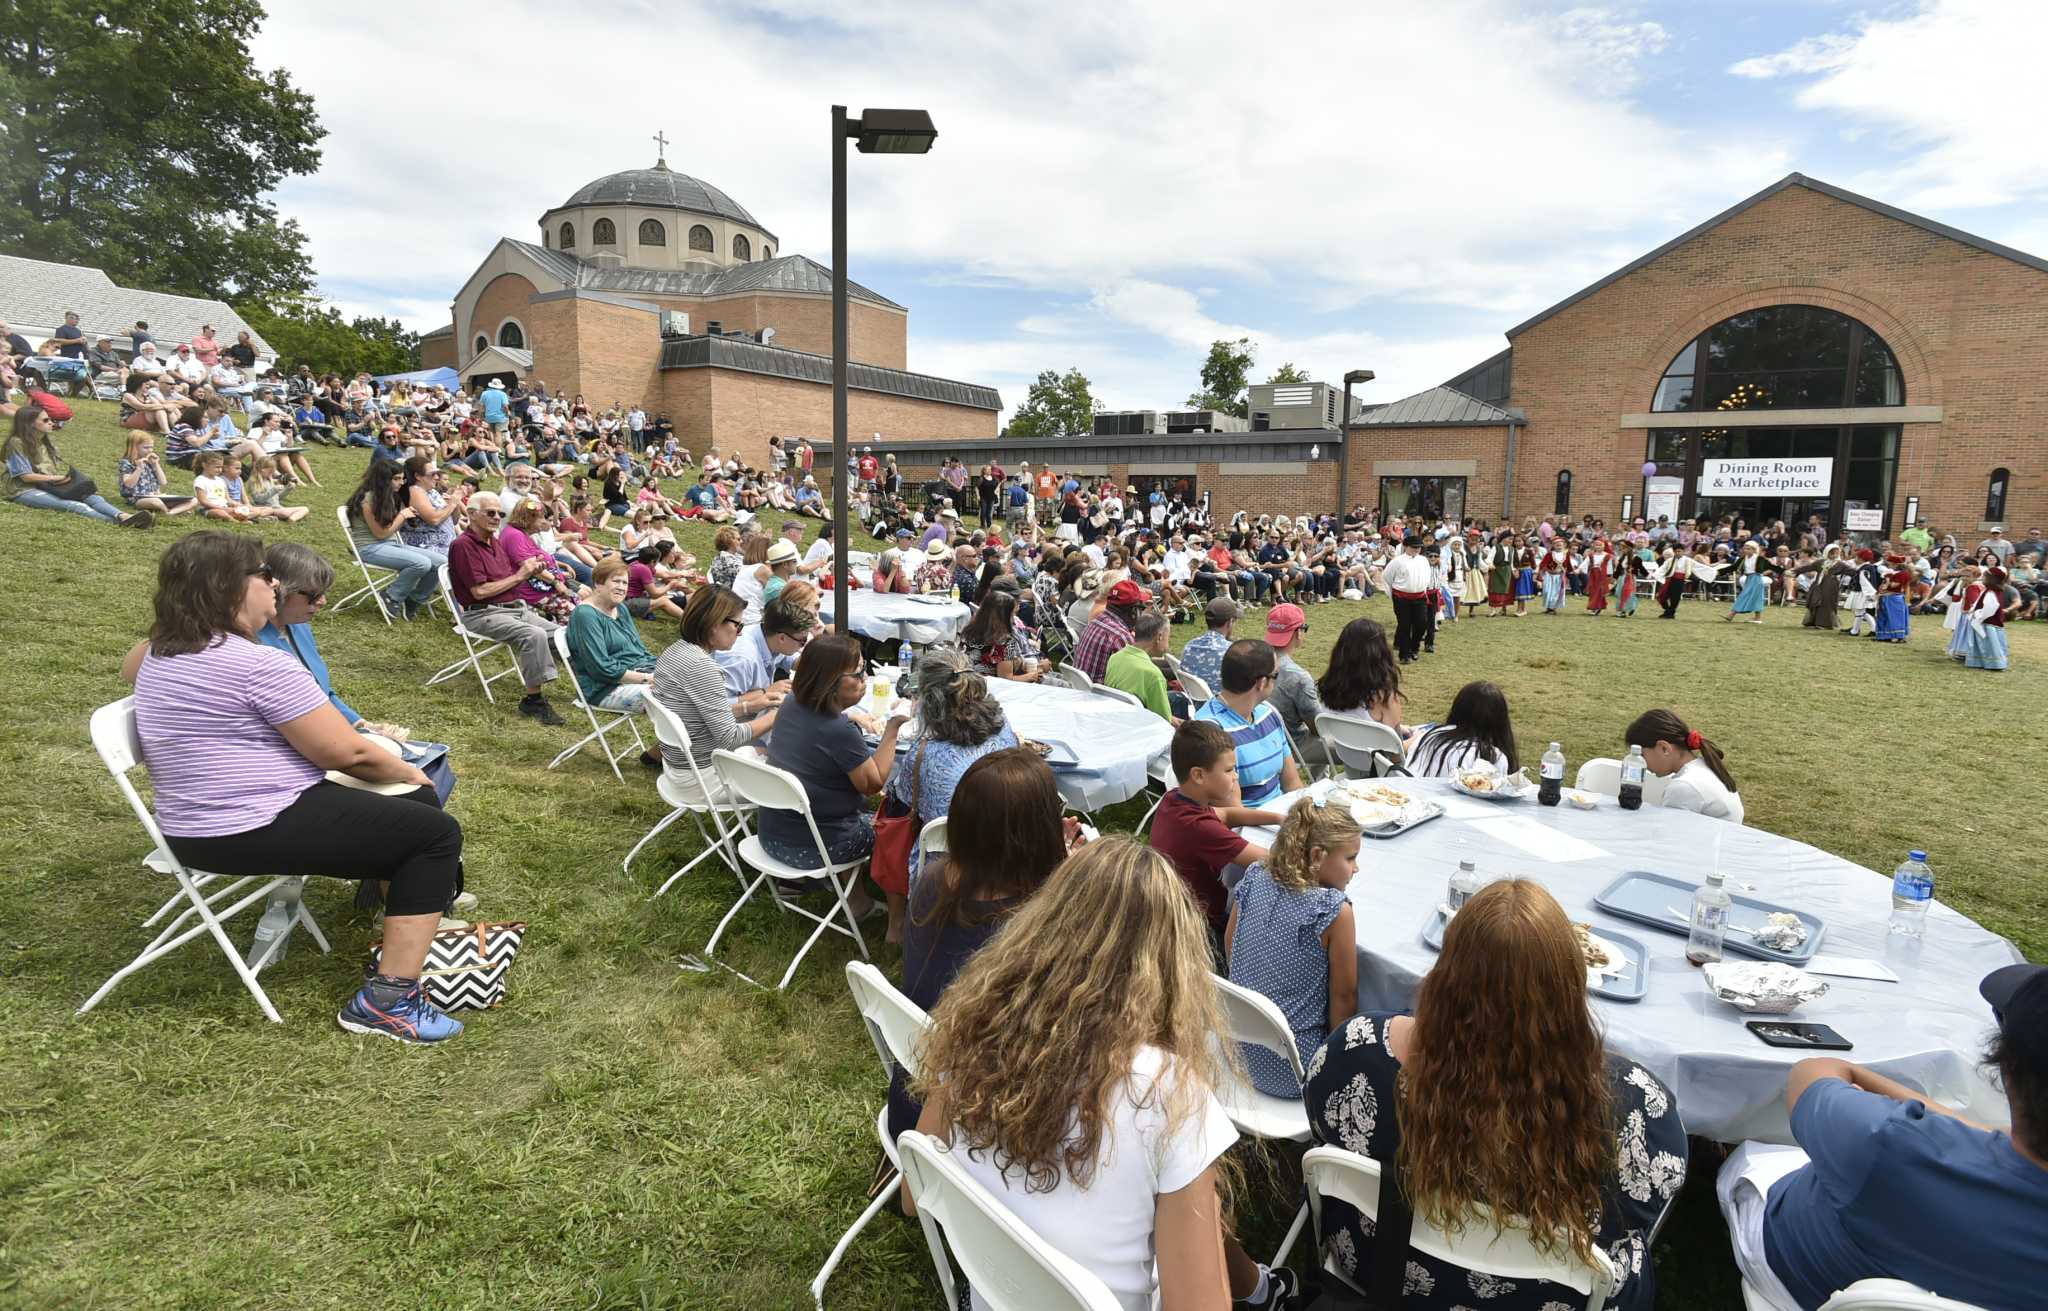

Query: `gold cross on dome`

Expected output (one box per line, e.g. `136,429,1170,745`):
653,130,670,164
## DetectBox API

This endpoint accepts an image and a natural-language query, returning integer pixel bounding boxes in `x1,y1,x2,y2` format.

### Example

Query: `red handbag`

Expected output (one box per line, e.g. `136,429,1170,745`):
867,736,924,897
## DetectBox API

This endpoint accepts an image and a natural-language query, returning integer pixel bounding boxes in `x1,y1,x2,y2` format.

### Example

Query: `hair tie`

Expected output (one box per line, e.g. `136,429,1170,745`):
1311,792,1328,809
1686,729,1702,750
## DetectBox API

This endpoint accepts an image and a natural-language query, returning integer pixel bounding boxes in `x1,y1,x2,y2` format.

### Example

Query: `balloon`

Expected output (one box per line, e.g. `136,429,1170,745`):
1641,461,1659,478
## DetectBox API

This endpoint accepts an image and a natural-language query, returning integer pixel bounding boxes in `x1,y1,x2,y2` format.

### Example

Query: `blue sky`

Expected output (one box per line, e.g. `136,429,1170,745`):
253,0,2046,414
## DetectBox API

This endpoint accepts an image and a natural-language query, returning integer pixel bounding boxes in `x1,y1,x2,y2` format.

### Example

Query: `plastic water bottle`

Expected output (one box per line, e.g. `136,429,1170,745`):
1619,744,1646,811
1539,742,1565,807
245,890,293,970
1686,870,1731,965
897,640,914,684
1889,850,1934,938
1446,859,1481,913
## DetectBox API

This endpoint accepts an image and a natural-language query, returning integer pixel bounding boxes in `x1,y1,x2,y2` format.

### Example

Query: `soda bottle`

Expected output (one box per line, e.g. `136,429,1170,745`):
1539,742,1565,807
1446,859,1481,913
1686,870,1731,965
1888,850,1934,938
1619,744,1646,811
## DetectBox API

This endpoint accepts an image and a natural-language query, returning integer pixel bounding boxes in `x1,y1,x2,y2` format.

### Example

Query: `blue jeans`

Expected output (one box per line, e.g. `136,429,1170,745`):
15,488,123,522
554,552,593,585
358,539,442,606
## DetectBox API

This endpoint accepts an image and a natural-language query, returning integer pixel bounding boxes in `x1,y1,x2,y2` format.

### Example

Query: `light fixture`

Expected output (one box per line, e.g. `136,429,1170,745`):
851,108,938,155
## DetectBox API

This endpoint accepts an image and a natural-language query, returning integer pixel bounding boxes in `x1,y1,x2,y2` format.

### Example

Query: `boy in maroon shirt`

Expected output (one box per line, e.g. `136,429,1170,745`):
1150,721,1284,947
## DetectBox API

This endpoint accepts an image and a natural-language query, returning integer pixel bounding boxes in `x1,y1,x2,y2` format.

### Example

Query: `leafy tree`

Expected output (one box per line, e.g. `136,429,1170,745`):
1186,336,1256,417
237,297,419,377
0,1,325,305
1006,368,1099,438
1267,362,1310,384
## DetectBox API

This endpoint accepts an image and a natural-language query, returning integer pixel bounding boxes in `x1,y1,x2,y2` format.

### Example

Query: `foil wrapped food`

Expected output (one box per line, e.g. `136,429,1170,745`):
1702,961,1830,1014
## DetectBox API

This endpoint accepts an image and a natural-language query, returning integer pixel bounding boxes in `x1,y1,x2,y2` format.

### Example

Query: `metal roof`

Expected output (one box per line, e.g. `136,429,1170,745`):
507,241,902,311
1441,348,1512,405
418,323,453,339
1509,173,2048,339
659,334,1001,411
1350,385,1520,426
0,253,275,357
555,163,775,238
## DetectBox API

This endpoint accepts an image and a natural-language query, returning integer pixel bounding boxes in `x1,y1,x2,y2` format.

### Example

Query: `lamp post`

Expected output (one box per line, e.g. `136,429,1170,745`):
1338,368,1374,526
833,105,938,635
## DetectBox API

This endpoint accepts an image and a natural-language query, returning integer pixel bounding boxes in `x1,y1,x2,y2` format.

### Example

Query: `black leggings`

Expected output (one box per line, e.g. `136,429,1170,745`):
166,782,462,917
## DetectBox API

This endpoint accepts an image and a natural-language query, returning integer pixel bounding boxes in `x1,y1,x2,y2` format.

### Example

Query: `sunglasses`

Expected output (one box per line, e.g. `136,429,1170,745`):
476,508,503,519
251,565,275,582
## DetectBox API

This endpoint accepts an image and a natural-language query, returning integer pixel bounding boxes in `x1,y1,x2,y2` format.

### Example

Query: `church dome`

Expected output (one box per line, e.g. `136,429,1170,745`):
558,163,767,232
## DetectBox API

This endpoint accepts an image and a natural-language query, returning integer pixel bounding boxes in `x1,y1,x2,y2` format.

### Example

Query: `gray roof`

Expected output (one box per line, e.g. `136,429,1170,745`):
660,334,1000,411
1351,385,1520,426
555,164,775,238
0,253,275,357
1509,172,2048,339
508,241,903,311
1442,348,1512,405
419,323,453,339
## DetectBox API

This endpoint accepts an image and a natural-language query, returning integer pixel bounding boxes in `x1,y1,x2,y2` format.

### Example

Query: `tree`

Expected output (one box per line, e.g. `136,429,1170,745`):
0,1,325,305
237,297,420,377
1186,336,1256,417
1005,368,1099,438
1267,362,1310,384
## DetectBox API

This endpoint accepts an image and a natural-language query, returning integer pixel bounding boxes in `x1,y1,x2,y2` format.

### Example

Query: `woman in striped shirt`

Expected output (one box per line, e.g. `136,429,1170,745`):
650,585,777,790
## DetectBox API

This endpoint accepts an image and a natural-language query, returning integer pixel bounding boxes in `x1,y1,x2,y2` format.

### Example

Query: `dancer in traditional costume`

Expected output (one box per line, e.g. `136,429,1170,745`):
1615,548,1642,618
1800,545,1845,629
1460,529,1488,617
1725,540,1771,624
1514,543,1537,616
1539,541,1568,613
1963,567,2012,670
1584,540,1612,615
1944,564,1982,661
1485,536,1516,616
1843,549,1881,637
1872,553,1912,642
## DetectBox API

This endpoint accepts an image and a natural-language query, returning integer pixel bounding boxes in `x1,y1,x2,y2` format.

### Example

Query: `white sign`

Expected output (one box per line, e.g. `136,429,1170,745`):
1699,458,1833,497
1844,507,1884,531
1644,476,1682,524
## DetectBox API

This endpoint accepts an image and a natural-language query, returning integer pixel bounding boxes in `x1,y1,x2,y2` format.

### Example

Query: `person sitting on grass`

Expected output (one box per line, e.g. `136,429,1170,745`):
1104,608,1181,722
192,450,288,523
3,402,151,527
1149,720,1284,951
1406,680,1520,779
1718,963,2048,1311
116,430,196,518
622,543,685,622
243,455,310,522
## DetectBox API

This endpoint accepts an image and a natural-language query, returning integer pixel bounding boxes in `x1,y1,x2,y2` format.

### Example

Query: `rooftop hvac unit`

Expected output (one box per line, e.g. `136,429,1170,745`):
1246,381,1336,431
1093,410,1165,437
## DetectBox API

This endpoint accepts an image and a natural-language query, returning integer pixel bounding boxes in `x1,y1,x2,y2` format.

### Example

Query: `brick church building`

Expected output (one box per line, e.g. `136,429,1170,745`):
416,151,999,466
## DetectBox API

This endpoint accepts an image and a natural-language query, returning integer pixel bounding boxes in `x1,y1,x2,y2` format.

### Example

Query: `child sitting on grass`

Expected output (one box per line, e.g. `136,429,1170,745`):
1226,793,1360,1097
1148,720,1285,951
244,455,310,522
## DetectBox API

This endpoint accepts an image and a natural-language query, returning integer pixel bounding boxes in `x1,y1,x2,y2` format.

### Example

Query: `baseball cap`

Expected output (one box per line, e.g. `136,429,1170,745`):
1264,603,1307,644
894,528,913,539
1205,596,1242,625
1982,964,2048,1061
765,539,799,565
1106,578,1147,606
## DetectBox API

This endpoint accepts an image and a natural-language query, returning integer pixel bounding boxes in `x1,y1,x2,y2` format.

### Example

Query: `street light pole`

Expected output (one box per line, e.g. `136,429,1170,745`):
831,104,850,635
1339,368,1374,526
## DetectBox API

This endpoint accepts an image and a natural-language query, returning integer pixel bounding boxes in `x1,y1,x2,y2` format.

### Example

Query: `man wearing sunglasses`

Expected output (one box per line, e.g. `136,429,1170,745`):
445,491,565,724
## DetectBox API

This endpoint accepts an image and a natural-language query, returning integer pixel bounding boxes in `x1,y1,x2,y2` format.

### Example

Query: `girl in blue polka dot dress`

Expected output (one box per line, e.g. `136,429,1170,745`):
1225,795,1362,1097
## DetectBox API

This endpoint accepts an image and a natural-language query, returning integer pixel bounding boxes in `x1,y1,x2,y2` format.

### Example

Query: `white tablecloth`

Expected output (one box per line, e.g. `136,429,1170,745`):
986,680,1172,813
1246,778,2021,1144
820,592,969,644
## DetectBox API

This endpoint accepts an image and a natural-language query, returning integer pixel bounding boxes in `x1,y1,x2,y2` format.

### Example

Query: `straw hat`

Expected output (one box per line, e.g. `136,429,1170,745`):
925,540,950,561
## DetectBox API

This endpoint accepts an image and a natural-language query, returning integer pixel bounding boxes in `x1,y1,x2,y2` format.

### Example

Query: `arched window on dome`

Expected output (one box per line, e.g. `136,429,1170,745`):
592,217,617,246
1650,304,1904,413
732,234,751,261
638,218,666,247
498,321,525,350
558,221,575,250
764,244,774,260
689,224,713,252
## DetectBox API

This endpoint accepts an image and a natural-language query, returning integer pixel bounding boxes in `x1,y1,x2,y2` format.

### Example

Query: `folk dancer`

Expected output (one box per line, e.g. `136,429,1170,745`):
1872,553,1912,643
1725,540,1771,624
1844,549,1882,637
1584,539,1612,615
1962,567,2012,671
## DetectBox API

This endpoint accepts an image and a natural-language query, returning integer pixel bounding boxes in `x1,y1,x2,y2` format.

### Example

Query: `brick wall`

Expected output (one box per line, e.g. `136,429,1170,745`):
870,457,1340,526
654,369,996,469
469,273,539,362
418,334,455,371
601,291,907,369
1341,426,1513,520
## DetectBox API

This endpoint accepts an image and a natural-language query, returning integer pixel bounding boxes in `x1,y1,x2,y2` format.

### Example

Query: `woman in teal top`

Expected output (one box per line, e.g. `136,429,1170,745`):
567,558,658,712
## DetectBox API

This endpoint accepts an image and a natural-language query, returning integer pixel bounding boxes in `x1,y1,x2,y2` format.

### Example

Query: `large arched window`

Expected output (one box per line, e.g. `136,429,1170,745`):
732,234,751,261
1555,469,1572,515
1652,304,1903,412
498,321,525,350
1987,468,2010,522
592,217,617,246
688,224,714,252
638,218,666,247
558,221,575,249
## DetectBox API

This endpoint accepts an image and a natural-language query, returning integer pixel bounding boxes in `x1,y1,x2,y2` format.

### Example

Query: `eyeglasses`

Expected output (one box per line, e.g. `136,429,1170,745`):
295,589,326,602
476,508,503,519
722,617,744,632
251,565,275,582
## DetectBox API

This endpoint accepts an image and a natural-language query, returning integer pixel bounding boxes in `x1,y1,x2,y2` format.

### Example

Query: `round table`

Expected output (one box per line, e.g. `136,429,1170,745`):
985,680,1173,813
820,591,969,644
1244,777,2021,1144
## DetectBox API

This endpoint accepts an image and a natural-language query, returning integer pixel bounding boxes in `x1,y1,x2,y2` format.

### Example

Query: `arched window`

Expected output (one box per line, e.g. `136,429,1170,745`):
732,233,751,261
592,217,617,245
1987,467,2010,522
558,221,575,249
1554,469,1572,515
1651,304,1903,412
688,224,713,252
764,245,775,260
474,335,488,355
638,218,666,247
498,321,525,350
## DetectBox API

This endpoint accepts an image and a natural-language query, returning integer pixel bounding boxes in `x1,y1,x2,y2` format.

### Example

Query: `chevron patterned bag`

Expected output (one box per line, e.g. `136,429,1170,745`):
371,921,527,1011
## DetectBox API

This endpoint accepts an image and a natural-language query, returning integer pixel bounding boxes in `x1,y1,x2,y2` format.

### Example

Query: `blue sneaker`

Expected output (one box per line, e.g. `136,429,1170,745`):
337,982,463,1044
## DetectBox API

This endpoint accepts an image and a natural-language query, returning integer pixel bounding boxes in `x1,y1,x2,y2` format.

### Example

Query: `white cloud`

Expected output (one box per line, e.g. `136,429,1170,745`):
1728,33,1856,80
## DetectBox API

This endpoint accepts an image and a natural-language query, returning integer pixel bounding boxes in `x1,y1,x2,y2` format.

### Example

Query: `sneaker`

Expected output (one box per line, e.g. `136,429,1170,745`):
451,891,479,914
336,981,463,1044
519,694,566,726
1237,1266,1301,1308
118,509,154,529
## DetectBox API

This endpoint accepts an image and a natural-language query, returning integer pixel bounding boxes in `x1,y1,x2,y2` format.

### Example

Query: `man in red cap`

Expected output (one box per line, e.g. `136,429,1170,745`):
1261,603,1326,769
1073,576,1146,681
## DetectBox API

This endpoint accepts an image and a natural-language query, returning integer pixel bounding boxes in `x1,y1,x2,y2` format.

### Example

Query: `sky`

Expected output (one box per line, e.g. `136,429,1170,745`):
252,0,2048,415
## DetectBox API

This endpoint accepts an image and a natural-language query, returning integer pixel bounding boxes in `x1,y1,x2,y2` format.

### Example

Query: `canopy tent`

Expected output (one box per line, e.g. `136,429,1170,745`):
373,366,460,390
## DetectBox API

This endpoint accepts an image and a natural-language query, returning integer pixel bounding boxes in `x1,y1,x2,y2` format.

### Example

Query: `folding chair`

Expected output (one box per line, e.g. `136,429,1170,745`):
1279,718,1324,784
897,1131,1123,1311
81,698,330,1024
545,627,646,781
1087,683,1142,709
1212,975,1314,1267
916,816,948,874
625,698,753,897
1043,663,1093,693
423,564,523,703
1169,658,1213,707
1315,711,1409,779
1817,1280,1989,1311
1137,758,1177,833
1572,758,1670,807
809,962,932,1309
333,505,393,622
705,749,872,990
1304,1144,1618,1310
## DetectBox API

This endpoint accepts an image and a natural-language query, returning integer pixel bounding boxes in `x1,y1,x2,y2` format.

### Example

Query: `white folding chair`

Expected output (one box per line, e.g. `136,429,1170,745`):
1137,758,1177,833
625,698,753,893
1043,663,1093,693
1304,1144,1618,1311
1315,711,1409,778
705,749,872,990
810,962,932,1309
1088,683,1143,709
1573,758,1670,807
546,627,646,781
423,564,523,703
1279,717,1324,784
916,816,948,873
1211,975,1313,1267
1818,1280,1989,1311
1173,661,1214,706
333,505,394,623
81,698,330,1024
897,1131,1122,1311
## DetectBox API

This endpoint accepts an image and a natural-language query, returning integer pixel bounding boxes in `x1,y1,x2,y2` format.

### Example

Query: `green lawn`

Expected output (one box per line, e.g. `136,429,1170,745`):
1,400,2040,1309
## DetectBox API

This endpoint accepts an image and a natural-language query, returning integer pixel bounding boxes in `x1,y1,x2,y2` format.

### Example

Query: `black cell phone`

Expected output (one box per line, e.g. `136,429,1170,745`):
1747,1020,1853,1051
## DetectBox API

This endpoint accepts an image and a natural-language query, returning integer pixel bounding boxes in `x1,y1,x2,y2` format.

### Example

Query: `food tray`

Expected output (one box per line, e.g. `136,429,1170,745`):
1358,800,1444,840
1448,769,1535,801
1024,738,1080,769
903,593,958,605
1591,870,1825,966
1422,910,1648,1003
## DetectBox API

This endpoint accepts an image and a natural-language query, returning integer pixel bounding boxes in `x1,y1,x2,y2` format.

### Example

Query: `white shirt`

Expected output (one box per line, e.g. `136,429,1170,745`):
801,538,834,568
1661,755,1745,825
1405,726,1509,779
1382,550,1433,594
130,353,167,377
1081,542,1106,569
1162,548,1193,583
949,1046,1237,1311
173,355,208,384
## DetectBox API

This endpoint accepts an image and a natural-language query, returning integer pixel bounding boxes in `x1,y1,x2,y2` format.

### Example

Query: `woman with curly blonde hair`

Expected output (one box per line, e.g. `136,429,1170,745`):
909,836,1296,1310
1302,879,1687,1309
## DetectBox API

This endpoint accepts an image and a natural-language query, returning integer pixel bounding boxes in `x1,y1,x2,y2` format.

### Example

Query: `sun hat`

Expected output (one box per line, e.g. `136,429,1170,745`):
941,507,959,520
488,379,504,389
765,539,799,565
1264,603,1307,645
925,540,950,561
1077,568,1105,597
